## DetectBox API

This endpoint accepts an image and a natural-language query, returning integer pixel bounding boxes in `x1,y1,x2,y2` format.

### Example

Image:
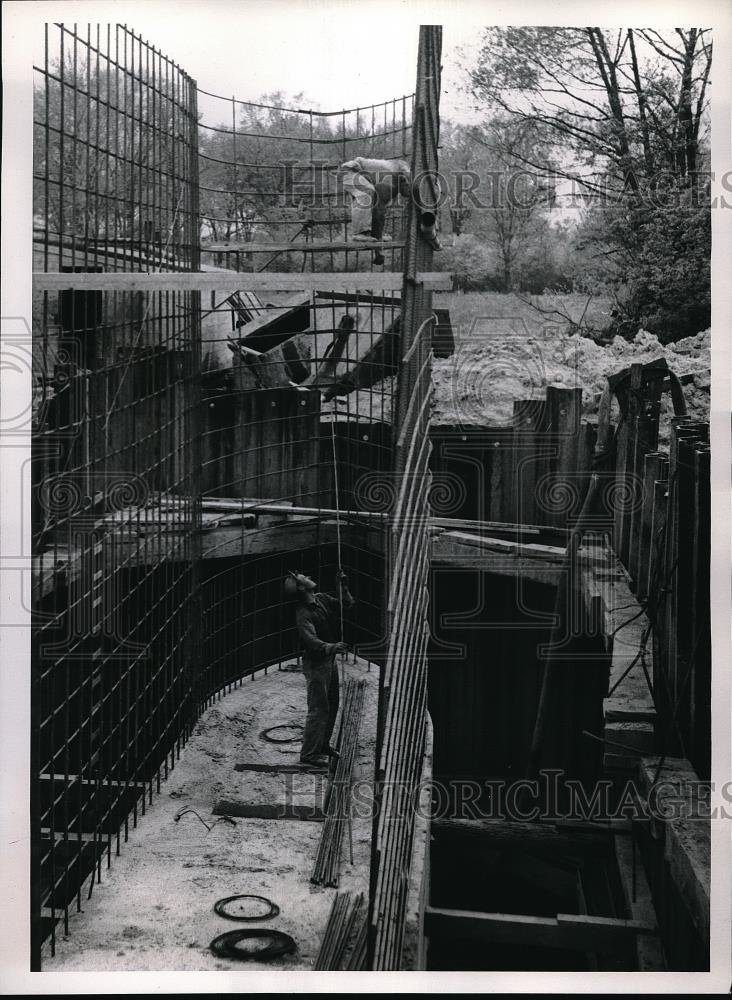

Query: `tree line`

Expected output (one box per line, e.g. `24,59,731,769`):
437,26,712,343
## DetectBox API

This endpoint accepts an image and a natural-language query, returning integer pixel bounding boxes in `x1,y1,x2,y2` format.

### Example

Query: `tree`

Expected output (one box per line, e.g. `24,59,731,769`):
34,53,190,253
467,28,711,195
439,120,559,291
463,27,712,339
198,93,366,263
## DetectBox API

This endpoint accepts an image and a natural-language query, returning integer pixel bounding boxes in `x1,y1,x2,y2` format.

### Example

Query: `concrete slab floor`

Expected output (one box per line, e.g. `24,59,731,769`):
43,656,379,972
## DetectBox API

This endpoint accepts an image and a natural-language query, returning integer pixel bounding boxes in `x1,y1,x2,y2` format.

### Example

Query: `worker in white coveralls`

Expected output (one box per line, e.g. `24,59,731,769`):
283,570,355,769
339,156,441,263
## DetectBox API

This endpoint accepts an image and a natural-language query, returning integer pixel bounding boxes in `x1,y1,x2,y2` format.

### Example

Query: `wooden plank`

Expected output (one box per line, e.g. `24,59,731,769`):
432,513,567,539
34,271,453,293
690,443,711,775
212,799,324,821
614,363,643,568
511,399,543,528
433,531,566,561
662,422,700,751
535,392,559,530
547,386,582,531
204,239,405,253
432,818,610,851
614,831,666,970
675,433,699,750
636,453,668,603
577,421,597,513
646,477,669,623
424,907,655,954
315,290,401,306
503,402,522,525
235,294,310,348
235,762,328,774
628,374,662,588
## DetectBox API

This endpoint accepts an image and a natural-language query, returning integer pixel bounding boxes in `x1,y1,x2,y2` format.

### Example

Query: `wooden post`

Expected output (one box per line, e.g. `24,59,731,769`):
637,453,668,603
543,387,582,531
674,432,700,752
649,475,669,739
628,374,663,588
512,399,544,528
660,419,700,755
614,364,643,569
690,443,711,777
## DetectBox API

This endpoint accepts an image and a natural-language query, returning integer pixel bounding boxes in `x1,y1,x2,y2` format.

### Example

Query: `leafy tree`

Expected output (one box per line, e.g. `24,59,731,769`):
198,92,392,273
34,53,190,254
439,120,559,291
462,27,712,338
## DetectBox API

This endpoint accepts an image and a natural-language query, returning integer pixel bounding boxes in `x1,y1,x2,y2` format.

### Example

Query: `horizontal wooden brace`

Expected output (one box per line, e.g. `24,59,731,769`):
204,240,405,254
425,906,656,955
33,271,453,293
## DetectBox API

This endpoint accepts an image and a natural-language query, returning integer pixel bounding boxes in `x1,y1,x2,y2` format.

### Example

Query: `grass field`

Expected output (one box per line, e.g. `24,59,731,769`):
433,291,613,341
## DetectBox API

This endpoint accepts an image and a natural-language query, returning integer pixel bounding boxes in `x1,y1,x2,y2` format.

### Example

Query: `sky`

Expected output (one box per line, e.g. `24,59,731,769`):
10,0,723,219
18,0,488,125
13,0,725,126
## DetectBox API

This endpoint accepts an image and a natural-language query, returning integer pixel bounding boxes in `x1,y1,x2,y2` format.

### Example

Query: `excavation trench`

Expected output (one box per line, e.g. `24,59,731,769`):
423,566,650,972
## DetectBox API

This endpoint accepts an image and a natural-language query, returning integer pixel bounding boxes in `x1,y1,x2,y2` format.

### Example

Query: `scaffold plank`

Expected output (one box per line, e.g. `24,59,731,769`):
33,271,452,293
204,240,405,253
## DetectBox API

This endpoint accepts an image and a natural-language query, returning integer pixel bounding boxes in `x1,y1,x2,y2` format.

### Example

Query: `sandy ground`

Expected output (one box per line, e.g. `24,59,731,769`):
43,656,379,972
432,326,711,430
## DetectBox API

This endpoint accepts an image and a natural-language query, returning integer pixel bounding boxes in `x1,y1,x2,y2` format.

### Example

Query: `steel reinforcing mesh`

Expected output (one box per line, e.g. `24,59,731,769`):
32,21,440,971
367,26,442,971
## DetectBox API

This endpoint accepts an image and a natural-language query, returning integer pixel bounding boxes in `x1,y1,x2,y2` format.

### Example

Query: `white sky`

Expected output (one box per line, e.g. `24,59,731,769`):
10,0,725,125
2,1,732,996
16,0,488,123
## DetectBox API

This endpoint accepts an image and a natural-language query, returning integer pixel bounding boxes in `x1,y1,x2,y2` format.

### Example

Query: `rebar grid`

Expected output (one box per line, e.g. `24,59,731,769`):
32,23,201,968
367,25,442,971
196,89,414,274
32,21,439,972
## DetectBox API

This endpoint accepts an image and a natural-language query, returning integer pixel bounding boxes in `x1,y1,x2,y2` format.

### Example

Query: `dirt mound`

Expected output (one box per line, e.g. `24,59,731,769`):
432,327,711,429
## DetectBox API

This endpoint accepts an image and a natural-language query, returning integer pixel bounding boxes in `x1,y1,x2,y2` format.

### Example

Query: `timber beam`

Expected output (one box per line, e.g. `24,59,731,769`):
33,271,452,293
424,906,656,956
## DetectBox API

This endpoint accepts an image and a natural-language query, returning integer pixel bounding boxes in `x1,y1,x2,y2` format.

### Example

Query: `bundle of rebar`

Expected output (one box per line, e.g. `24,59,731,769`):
311,677,365,887
345,912,368,970
313,891,366,970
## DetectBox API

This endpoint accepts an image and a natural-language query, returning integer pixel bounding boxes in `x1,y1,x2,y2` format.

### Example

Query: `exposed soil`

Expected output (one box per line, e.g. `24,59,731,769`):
432,326,711,434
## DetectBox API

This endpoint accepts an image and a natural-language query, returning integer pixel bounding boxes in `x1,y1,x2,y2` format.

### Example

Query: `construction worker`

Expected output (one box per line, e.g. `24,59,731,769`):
339,155,441,263
339,156,410,264
284,570,355,769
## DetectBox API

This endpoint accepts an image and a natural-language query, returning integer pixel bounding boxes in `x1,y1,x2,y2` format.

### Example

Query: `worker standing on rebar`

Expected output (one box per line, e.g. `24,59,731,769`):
339,155,441,263
284,570,355,769
339,156,410,263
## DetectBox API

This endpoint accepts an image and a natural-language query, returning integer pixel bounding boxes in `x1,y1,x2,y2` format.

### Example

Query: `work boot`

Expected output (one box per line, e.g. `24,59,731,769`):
301,754,329,769
420,223,442,250
373,251,385,265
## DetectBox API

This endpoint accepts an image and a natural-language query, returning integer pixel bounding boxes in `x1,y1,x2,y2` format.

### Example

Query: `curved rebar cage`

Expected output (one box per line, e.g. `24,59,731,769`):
31,21,441,970
197,90,414,273
193,89,417,702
